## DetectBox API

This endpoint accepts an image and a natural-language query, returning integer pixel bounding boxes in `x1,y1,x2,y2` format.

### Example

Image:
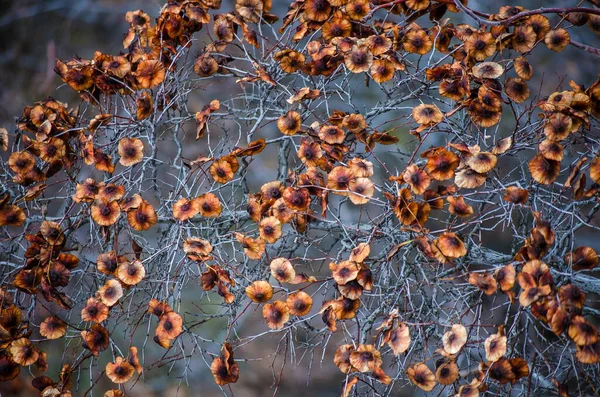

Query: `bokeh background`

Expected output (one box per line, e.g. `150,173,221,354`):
1,0,599,396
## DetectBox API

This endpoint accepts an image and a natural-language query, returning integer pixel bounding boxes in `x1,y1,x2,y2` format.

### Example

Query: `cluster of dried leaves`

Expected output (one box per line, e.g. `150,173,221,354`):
1,0,600,396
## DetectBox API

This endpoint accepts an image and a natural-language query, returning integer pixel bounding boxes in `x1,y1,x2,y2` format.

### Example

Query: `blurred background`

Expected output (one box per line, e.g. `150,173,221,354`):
0,1,599,396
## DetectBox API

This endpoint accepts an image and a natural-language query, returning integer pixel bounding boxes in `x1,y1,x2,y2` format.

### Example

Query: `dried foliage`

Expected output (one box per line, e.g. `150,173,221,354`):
1,0,600,396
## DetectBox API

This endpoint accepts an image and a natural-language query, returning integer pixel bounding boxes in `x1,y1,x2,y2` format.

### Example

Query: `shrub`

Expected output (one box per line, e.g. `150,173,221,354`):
1,1,600,396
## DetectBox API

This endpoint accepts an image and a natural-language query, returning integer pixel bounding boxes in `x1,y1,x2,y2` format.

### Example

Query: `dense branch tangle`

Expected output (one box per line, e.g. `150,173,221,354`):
1,0,600,396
